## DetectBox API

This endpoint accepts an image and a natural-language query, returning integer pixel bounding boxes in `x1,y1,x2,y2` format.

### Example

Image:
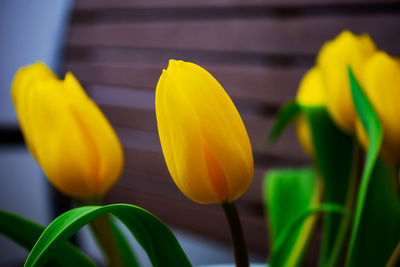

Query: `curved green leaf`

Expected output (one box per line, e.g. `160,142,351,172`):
346,67,383,266
269,203,348,267
109,219,140,267
266,101,300,146
24,204,191,267
0,209,95,267
305,106,358,267
268,97,357,266
347,157,400,266
386,241,400,267
264,168,321,267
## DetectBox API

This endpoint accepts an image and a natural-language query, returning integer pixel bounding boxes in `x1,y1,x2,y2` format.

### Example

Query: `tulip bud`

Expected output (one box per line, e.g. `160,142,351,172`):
317,30,376,133
295,67,326,157
11,62,124,200
355,52,400,162
155,60,254,204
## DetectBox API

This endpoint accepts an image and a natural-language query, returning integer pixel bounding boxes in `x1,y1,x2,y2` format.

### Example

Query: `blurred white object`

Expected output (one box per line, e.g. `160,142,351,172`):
0,0,73,265
0,0,73,124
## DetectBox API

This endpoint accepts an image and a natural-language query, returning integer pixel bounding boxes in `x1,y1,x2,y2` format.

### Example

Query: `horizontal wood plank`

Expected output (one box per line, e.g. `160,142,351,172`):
116,170,267,214
75,0,399,10
117,164,281,204
68,63,306,105
99,102,307,162
69,0,395,259
122,145,304,181
118,146,309,206
115,120,307,162
66,46,315,68
84,84,308,161
68,15,400,55
106,187,269,253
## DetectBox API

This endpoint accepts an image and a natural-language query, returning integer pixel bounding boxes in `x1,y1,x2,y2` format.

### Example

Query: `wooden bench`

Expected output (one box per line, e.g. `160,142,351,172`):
65,0,400,256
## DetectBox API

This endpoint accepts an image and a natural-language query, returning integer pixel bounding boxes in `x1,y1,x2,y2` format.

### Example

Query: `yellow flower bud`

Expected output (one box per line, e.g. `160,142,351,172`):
317,30,377,133
295,67,326,157
11,62,124,200
155,60,254,204
356,52,400,162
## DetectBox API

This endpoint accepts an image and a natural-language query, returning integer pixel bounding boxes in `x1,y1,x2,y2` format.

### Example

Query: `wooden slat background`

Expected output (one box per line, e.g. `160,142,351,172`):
65,0,400,258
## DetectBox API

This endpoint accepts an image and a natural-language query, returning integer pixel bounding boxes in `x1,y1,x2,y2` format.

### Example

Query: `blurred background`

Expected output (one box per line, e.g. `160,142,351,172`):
1,0,399,266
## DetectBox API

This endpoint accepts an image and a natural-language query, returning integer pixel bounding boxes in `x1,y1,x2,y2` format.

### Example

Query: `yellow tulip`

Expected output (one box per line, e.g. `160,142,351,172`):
356,52,400,162
317,30,376,133
155,60,254,204
11,62,124,199
295,67,326,157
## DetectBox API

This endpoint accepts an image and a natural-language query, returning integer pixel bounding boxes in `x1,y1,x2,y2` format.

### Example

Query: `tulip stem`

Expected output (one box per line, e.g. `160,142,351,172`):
79,199,124,267
221,201,249,267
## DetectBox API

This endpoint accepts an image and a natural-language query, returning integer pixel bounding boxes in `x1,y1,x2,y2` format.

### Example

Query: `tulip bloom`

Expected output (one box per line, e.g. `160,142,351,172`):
11,62,124,199
356,52,400,162
155,60,254,204
295,67,326,157
317,30,376,133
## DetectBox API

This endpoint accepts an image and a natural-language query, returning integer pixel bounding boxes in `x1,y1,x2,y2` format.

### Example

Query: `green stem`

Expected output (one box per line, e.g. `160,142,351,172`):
79,198,124,267
346,152,380,266
325,147,360,267
221,202,249,267
270,204,348,266
386,241,400,267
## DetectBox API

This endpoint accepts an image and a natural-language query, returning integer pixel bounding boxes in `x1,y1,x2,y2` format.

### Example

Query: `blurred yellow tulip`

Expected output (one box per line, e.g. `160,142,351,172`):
317,30,376,133
295,67,326,157
356,52,400,162
155,60,254,204
11,62,124,199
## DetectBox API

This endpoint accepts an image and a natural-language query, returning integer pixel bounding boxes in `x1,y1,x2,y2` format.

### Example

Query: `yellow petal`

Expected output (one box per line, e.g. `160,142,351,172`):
64,73,124,196
356,51,400,161
156,60,254,204
295,116,314,158
295,67,326,157
11,63,124,199
296,67,325,107
11,62,56,159
156,67,217,203
317,30,376,133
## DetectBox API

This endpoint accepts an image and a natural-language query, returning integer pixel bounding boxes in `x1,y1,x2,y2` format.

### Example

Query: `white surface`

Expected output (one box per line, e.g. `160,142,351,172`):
0,148,49,265
0,0,73,124
0,1,267,265
80,219,265,266
200,265,266,267
0,0,73,265
0,147,266,265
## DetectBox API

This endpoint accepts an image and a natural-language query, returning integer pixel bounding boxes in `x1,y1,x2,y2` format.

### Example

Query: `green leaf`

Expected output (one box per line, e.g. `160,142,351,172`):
0,209,96,267
270,202,349,267
109,219,140,267
347,157,400,267
264,168,321,267
266,101,300,146
345,67,398,267
348,67,382,182
24,204,192,267
346,66,383,264
304,106,358,267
